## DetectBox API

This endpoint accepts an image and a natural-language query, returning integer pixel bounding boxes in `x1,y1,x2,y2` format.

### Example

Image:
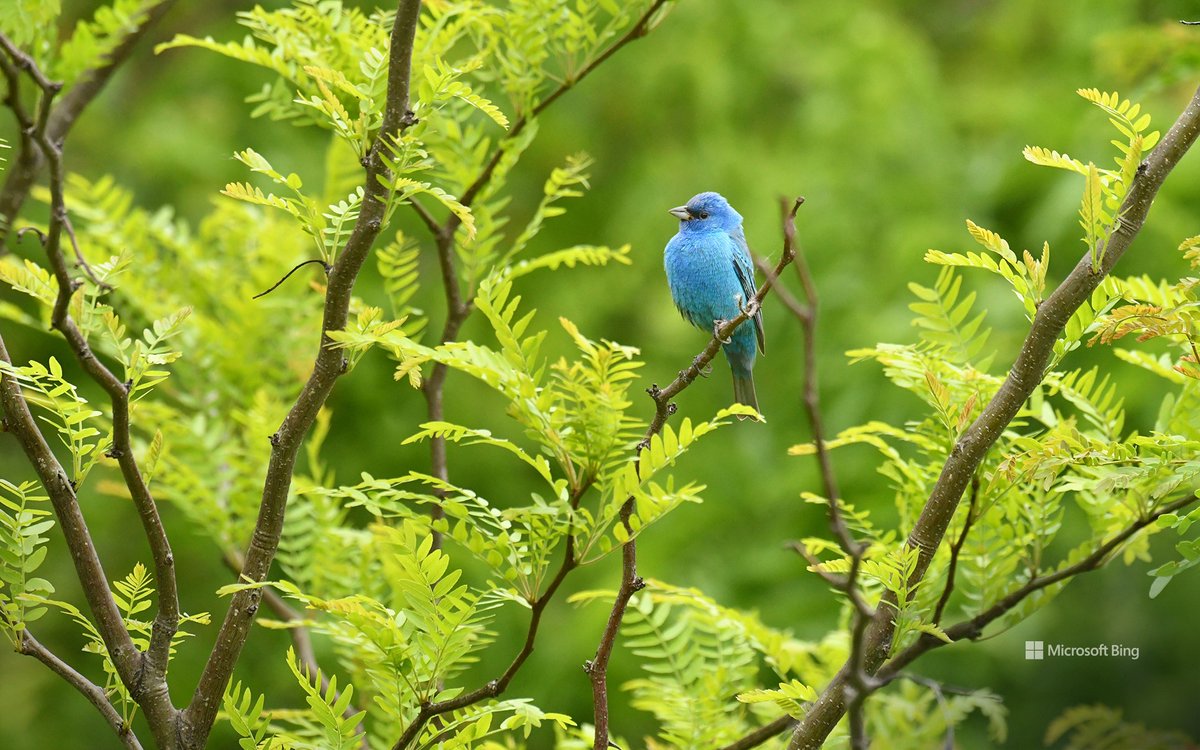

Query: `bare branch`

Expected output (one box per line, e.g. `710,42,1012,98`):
252,258,331,300
408,195,441,238
931,475,979,626
718,716,797,750
181,3,425,747
19,630,143,750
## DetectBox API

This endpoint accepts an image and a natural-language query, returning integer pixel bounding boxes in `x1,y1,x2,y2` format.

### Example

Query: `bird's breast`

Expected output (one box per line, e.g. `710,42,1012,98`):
664,232,744,326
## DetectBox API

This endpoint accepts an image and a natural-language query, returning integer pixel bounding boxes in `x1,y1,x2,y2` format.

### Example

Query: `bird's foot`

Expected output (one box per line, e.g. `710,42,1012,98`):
739,297,760,318
691,355,713,377
712,319,733,344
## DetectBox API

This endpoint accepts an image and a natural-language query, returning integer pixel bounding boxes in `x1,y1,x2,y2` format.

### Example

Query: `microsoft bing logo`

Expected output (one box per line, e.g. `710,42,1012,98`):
1022,640,1139,660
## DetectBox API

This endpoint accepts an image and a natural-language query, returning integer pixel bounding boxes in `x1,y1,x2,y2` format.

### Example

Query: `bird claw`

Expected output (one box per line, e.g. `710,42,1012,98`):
712,319,733,344
740,297,760,318
692,355,713,377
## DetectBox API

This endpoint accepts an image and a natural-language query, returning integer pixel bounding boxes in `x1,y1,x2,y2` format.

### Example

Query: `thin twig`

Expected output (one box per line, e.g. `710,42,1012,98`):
757,214,874,749
718,716,797,750
455,0,671,214
62,214,108,288
252,258,331,300
19,630,143,750
931,475,979,625
585,498,642,750
390,480,593,750
408,195,441,237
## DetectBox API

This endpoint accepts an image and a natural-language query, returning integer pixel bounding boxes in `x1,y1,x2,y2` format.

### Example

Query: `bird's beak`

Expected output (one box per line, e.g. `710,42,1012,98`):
669,206,691,221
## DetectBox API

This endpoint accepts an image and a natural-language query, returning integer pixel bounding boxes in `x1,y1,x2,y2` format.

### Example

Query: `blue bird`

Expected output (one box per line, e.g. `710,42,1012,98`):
663,191,764,411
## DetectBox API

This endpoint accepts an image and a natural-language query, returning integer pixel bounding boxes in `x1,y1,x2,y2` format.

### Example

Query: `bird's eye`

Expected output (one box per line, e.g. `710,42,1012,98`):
699,210,709,219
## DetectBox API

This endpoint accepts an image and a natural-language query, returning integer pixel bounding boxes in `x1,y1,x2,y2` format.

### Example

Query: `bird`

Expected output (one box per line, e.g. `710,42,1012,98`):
663,191,764,411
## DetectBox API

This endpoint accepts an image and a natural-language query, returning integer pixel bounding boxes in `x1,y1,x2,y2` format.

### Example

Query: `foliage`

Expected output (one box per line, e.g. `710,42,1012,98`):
1045,704,1194,750
0,479,54,643
2,2,1200,748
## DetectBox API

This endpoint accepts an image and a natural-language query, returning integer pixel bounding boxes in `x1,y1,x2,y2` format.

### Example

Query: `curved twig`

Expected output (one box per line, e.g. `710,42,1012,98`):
252,258,332,300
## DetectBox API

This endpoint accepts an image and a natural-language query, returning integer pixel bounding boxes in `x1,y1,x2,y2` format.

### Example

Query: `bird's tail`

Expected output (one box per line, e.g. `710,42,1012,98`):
732,371,759,417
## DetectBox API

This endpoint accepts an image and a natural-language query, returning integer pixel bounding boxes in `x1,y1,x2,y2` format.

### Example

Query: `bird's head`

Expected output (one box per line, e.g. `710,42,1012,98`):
668,191,742,233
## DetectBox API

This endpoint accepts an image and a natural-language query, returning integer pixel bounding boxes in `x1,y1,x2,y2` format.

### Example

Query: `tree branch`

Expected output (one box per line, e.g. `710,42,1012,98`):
874,491,1200,683
180,3,425,747
782,83,1200,750
389,480,593,750
0,30,180,744
757,238,874,749
0,332,142,697
0,0,176,246
719,716,797,750
19,629,144,750
585,498,642,750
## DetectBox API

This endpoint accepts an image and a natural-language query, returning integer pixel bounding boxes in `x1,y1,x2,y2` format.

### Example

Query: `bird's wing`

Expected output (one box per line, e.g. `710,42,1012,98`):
729,229,765,354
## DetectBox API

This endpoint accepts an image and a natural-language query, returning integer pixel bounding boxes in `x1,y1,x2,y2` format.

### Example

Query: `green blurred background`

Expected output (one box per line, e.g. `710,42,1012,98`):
3,1,1200,747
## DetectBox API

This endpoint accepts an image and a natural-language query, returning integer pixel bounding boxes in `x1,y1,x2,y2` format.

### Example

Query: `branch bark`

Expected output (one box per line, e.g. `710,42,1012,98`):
782,83,1200,750
19,630,144,750
179,3,425,747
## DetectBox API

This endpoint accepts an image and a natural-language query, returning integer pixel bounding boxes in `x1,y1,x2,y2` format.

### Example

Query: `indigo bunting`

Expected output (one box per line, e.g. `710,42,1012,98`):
663,191,764,410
